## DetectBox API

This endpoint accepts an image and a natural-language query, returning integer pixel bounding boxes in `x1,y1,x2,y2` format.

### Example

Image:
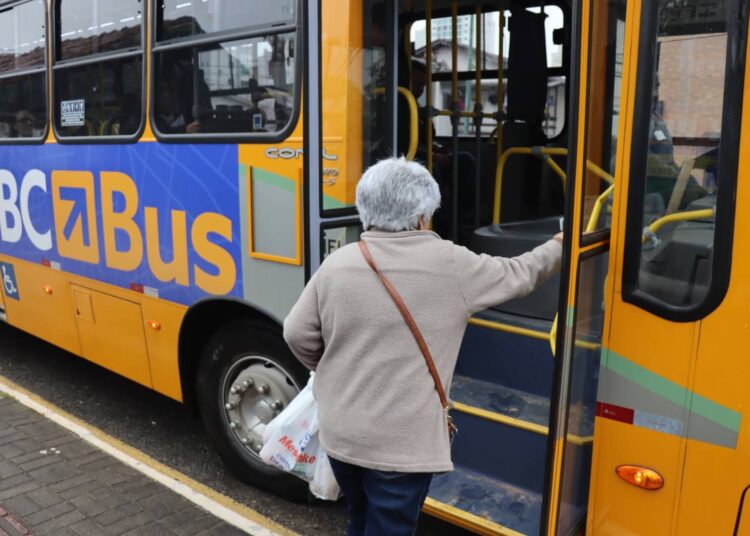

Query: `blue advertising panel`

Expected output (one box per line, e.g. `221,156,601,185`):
0,143,242,306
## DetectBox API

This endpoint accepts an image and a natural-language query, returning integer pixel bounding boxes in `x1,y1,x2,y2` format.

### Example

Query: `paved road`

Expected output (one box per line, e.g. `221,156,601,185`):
0,323,473,535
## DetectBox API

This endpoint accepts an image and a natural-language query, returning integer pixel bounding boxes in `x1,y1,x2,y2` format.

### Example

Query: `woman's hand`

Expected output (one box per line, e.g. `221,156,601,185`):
554,232,563,245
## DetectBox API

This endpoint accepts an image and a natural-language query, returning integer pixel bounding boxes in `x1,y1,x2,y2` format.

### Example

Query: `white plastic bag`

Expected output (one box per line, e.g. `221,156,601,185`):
259,373,340,500
309,449,340,500
260,373,318,476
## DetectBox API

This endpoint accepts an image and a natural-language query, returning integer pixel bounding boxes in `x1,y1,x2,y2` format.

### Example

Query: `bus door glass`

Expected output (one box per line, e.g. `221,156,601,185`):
307,1,397,273
544,0,629,534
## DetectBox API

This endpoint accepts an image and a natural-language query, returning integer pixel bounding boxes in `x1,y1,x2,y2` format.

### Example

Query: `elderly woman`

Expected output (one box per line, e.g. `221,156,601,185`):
284,158,562,536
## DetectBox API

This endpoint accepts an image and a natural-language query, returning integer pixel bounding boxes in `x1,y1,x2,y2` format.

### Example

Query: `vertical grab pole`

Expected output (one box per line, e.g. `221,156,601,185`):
426,0,433,173
450,0,459,241
495,11,504,222
473,4,482,229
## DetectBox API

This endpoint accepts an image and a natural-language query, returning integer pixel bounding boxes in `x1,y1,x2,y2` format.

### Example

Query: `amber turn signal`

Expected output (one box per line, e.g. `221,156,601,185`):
43,285,53,295
616,465,664,490
146,320,161,331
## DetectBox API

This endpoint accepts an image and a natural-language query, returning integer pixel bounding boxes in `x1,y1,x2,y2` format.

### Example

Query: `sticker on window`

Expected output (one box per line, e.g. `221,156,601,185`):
61,99,85,127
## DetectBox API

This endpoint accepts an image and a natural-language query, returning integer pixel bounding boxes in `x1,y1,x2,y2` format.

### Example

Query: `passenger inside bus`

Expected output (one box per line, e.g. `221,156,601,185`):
400,58,478,238
154,81,202,134
11,110,39,138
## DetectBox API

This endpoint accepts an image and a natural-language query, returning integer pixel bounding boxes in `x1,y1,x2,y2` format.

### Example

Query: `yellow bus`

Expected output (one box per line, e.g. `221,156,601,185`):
0,0,748,534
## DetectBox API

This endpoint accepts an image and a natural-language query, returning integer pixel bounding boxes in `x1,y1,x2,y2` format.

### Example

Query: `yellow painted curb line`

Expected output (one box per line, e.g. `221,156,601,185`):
0,373,300,536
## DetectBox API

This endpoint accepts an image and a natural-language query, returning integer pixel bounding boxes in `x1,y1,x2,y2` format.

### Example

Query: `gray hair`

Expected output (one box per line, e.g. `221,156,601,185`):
356,157,441,232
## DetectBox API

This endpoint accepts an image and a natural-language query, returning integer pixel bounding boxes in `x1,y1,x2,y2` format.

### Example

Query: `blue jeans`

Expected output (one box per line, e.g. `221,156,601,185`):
329,457,433,536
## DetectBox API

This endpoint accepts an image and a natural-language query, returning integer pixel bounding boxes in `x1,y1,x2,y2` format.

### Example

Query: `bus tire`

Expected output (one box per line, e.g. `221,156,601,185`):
196,320,310,501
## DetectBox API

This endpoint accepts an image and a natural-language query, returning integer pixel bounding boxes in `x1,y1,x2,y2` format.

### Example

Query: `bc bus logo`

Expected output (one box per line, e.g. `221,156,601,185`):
0,262,19,300
0,144,243,305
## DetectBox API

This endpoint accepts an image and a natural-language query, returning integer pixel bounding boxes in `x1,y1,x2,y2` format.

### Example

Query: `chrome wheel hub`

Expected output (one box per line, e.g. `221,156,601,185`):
222,356,299,457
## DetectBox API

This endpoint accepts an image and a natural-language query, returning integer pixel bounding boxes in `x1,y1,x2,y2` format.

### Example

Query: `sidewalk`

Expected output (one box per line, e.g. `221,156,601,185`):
0,393,252,536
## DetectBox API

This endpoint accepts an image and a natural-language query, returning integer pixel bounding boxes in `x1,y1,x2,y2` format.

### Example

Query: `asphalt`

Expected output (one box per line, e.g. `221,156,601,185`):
0,323,472,535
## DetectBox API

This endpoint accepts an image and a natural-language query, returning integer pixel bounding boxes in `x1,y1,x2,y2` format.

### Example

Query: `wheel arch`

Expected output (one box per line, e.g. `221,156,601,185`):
178,297,282,411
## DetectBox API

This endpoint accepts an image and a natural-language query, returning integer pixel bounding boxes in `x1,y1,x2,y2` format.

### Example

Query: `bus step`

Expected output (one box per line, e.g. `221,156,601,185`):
427,465,542,536
450,408,547,494
450,374,550,428
0,307,6,322
458,311,554,398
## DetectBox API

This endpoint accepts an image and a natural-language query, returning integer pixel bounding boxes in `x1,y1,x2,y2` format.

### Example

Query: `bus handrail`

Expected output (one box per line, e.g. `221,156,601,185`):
468,317,600,352
585,183,616,233
397,87,419,161
435,109,497,120
374,86,419,160
642,208,715,245
493,147,616,224
493,147,567,224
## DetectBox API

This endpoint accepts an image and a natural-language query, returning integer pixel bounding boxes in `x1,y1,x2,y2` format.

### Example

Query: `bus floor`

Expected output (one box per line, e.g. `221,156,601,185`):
0,323,472,536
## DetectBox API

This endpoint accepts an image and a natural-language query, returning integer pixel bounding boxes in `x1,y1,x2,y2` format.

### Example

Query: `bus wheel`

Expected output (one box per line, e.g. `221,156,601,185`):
196,320,309,500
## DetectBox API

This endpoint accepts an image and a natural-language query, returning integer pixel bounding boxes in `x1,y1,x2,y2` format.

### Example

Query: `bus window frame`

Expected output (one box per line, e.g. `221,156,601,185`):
318,218,363,262
50,0,146,144
621,0,750,322
578,0,627,247
0,0,50,146
148,0,303,144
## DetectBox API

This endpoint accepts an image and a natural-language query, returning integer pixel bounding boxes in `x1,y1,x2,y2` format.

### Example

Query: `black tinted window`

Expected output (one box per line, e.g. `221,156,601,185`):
624,0,748,318
59,0,141,60
55,56,142,137
153,33,295,135
158,0,295,41
0,1,47,141
0,73,47,139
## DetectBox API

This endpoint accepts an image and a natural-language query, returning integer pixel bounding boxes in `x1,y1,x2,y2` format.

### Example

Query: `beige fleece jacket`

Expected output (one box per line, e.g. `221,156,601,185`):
283,230,562,473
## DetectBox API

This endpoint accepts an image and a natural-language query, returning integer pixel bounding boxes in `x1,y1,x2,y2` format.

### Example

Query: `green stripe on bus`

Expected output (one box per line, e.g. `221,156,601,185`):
252,168,296,193
323,195,347,209
604,350,741,433
566,305,575,328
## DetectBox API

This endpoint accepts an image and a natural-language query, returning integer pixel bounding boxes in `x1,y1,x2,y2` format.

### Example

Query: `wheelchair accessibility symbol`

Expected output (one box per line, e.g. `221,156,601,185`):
0,263,19,300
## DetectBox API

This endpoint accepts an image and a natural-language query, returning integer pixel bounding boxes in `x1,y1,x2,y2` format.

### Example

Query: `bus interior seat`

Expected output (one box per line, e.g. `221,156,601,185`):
472,217,562,320
639,194,716,305
204,106,254,133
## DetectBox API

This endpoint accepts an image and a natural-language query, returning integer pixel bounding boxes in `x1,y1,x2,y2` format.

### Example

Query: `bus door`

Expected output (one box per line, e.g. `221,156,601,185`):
541,0,628,533
582,0,750,534
305,1,399,272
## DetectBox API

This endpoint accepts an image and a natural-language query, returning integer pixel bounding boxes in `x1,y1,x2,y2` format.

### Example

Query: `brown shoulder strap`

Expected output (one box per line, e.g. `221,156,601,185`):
358,240,449,410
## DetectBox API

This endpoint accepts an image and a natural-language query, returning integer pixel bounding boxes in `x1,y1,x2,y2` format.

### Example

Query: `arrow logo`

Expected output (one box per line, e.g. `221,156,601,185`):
59,187,90,246
51,171,100,264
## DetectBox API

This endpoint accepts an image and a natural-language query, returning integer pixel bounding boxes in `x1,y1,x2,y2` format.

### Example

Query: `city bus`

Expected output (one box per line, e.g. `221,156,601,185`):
0,0,748,534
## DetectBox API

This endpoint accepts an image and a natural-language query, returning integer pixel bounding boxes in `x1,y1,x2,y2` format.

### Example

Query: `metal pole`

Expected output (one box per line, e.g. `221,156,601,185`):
473,4,482,229
386,0,397,156
495,11,504,223
450,1,459,241
426,0,433,173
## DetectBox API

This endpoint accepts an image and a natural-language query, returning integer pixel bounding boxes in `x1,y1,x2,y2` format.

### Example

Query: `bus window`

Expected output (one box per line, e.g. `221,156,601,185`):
152,0,299,139
410,6,565,139
624,0,745,314
0,0,47,141
53,0,143,139
159,0,295,41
